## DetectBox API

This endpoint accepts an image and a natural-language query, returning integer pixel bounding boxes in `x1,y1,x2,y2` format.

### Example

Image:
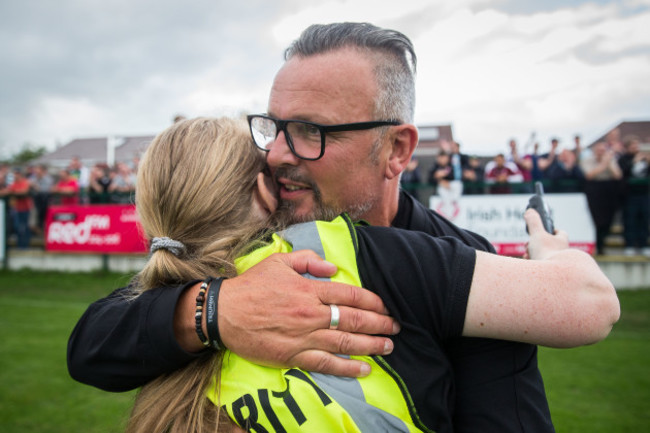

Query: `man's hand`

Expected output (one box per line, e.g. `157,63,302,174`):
523,209,569,260
217,250,398,377
174,250,399,377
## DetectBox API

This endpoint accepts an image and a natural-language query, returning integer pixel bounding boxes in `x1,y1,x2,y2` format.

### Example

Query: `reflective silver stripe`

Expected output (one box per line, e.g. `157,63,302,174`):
280,222,412,432
279,221,329,281
310,367,411,432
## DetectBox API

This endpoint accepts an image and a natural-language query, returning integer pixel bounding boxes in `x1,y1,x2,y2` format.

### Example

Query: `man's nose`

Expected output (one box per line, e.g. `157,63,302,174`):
266,130,300,167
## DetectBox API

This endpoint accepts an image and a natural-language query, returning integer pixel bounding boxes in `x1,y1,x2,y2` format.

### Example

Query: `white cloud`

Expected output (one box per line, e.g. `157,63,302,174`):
32,97,113,146
412,0,650,154
625,0,650,7
596,10,650,52
269,0,490,45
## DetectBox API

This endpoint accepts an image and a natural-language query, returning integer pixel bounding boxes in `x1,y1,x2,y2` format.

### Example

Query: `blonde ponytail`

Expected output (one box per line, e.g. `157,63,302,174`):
126,117,270,432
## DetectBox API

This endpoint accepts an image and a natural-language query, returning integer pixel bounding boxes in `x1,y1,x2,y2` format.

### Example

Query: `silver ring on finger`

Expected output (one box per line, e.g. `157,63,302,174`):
329,304,340,330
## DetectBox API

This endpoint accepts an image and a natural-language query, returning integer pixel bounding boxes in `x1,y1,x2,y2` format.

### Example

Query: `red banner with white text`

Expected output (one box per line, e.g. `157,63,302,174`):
45,205,148,253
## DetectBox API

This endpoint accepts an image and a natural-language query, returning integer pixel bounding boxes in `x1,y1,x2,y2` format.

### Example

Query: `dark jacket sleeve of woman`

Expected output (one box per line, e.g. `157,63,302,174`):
67,281,203,392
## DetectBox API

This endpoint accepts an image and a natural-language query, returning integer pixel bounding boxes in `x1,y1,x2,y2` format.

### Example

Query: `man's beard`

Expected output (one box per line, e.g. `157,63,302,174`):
272,198,340,226
271,167,376,225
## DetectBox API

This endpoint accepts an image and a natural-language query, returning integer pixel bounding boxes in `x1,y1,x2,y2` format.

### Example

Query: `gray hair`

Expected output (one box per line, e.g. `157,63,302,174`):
284,22,417,123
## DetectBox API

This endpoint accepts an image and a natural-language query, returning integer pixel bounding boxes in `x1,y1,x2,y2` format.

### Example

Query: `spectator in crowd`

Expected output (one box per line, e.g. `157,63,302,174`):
484,153,522,194
108,162,136,204
52,169,80,205
0,164,10,235
400,158,421,200
447,141,469,206
428,151,464,218
68,156,90,204
0,163,14,188
0,168,33,248
29,164,54,235
509,138,558,191
0,163,8,188
89,164,113,204
541,138,560,171
546,148,585,193
429,151,462,193
508,139,532,186
427,151,453,190
130,156,140,174
450,141,469,181
580,141,623,255
605,128,624,157
462,156,485,195
618,135,650,256
573,134,583,160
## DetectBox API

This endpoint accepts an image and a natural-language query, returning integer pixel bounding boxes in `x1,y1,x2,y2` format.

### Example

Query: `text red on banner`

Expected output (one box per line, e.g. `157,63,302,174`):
45,205,148,254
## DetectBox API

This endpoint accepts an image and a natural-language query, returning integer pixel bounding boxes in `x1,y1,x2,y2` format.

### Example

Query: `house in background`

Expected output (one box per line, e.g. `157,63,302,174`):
590,120,650,151
33,135,154,170
414,124,455,157
409,124,455,181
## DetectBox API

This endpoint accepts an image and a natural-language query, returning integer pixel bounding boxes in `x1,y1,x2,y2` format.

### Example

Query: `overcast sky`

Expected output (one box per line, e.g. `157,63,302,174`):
1,0,649,160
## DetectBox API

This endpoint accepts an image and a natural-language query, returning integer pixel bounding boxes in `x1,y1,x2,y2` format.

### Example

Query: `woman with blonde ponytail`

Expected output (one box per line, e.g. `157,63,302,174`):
125,116,617,433
127,117,272,433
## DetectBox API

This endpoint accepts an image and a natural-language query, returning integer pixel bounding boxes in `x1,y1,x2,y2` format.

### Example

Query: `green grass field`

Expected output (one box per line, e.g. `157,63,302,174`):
0,270,648,432
0,270,137,433
540,289,650,431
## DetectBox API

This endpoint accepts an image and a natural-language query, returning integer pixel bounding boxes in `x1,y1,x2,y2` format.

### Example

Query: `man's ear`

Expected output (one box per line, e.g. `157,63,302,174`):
386,124,418,180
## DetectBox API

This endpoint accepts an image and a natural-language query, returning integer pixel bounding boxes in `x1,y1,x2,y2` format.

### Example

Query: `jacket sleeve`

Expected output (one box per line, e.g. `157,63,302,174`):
67,281,204,392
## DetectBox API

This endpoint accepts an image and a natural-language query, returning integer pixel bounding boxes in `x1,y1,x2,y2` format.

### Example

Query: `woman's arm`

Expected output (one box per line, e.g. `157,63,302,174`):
463,209,620,347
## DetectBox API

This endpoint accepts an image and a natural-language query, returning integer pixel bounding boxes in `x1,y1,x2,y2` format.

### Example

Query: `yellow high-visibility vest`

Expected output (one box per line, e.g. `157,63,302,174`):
206,215,432,432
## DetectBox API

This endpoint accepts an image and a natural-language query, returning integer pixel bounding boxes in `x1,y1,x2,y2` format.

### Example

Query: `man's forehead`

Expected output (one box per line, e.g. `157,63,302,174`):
268,53,376,123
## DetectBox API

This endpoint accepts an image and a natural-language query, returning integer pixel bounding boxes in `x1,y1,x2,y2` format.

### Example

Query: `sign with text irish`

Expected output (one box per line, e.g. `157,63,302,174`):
45,205,148,253
429,193,595,256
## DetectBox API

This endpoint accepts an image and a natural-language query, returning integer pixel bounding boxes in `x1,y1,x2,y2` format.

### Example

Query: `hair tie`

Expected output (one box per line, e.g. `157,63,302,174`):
150,237,187,257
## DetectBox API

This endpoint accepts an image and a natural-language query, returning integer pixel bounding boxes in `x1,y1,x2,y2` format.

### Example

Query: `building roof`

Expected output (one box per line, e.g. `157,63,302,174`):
36,137,107,166
34,135,154,168
590,120,650,146
115,136,155,162
418,124,454,145
414,124,454,156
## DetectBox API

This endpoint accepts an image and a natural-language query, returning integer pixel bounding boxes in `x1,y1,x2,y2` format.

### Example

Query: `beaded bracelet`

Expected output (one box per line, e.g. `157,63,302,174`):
205,277,227,351
195,277,214,348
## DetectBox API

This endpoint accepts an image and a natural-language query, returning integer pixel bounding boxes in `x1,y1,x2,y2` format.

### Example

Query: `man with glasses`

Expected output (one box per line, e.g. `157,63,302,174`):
69,23,555,432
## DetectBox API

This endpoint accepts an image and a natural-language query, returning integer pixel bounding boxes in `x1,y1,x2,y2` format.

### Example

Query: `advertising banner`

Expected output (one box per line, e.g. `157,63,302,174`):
45,204,148,253
430,193,595,256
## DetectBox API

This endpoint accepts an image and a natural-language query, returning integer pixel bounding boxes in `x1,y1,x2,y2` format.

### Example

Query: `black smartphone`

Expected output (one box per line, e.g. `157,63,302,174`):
526,181,555,234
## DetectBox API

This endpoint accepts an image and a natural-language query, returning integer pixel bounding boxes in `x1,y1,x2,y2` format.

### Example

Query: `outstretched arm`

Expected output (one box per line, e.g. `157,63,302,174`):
68,250,398,391
463,209,620,347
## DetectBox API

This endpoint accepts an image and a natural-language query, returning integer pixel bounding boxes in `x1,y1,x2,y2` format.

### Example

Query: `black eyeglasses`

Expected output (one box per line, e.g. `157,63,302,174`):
247,114,401,161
